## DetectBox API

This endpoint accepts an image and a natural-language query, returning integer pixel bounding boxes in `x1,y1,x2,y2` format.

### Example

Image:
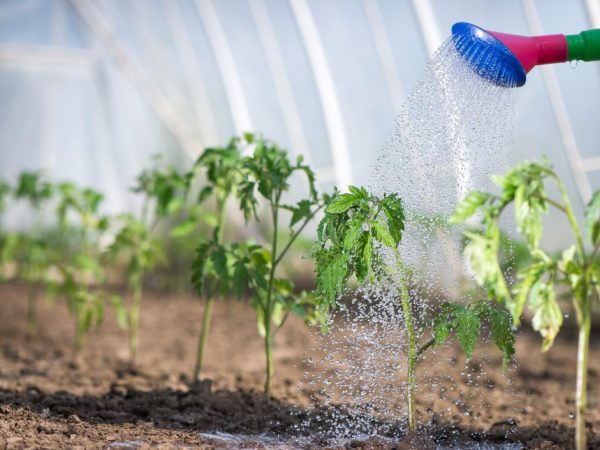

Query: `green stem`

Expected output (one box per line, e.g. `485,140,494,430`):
26,282,40,337
394,249,417,431
264,314,274,396
274,202,325,266
263,194,280,396
401,281,417,431
129,281,142,363
74,305,85,352
554,176,585,261
416,337,436,358
575,311,591,450
193,296,215,382
193,197,227,381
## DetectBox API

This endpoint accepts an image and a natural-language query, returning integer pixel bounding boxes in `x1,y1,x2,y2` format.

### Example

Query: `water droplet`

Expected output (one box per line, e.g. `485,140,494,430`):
570,60,579,68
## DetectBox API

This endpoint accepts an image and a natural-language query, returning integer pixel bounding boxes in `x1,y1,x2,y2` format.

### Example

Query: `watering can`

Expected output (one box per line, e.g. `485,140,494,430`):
451,22,600,87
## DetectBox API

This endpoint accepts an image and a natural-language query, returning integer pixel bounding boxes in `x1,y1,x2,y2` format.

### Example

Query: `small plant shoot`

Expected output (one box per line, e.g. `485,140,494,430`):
54,182,110,351
192,134,326,396
313,186,514,430
108,160,189,363
189,138,243,382
451,158,600,450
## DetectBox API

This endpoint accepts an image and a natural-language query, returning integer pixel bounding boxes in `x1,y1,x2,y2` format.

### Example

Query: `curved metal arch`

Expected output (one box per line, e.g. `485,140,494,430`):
522,0,592,203
289,0,353,189
361,0,404,113
194,0,253,144
160,0,219,147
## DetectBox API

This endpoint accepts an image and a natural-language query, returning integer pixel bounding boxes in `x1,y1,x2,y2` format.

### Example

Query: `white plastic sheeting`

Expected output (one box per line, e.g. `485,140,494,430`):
0,0,599,249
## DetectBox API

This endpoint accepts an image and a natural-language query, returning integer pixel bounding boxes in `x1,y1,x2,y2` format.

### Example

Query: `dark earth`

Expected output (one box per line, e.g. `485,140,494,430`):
0,283,599,449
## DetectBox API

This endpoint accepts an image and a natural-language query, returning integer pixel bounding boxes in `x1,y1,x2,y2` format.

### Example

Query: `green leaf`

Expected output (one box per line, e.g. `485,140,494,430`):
288,199,313,227
325,193,360,214
449,191,489,224
486,306,515,370
314,250,350,309
452,306,481,358
343,220,366,251
232,259,249,298
170,218,196,238
511,262,546,325
371,221,396,248
529,281,562,351
110,295,129,330
585,190,600,245
210,246,229,282
197,185,214,204
381,195,404,244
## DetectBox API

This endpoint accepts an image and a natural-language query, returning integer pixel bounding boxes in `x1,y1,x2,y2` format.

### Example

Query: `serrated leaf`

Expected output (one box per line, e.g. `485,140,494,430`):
585,191,600,245
452,306,481,358
289,199,313,227
232,260,249,298
325,193,359,214
381,195,404,244
343,221,365,251
210,246,228,281
449,191,489,224
511,262,546,325
371,221,396,248
529,281,562,351
487,307,515,370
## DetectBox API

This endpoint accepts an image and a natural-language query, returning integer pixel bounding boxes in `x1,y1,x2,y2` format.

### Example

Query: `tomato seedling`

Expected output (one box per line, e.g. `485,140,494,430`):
11,172,55,334
54,182,110,351
108,160,189,363
107,215,165,362
450,158,600,450
188,138,244,382
313,186,514,430
192,134,326,395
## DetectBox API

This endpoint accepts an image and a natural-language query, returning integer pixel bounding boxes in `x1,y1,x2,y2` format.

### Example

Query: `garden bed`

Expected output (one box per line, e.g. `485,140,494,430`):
0,283,598,449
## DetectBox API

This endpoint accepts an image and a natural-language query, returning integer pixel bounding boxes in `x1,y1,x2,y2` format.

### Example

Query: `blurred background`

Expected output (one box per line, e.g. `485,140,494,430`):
0,0,599,251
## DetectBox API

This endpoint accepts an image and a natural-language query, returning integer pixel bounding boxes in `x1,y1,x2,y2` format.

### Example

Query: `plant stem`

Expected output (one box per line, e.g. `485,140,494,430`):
193,197,226,382
554,176,585,260
263,195,280,396
193,296,214,381
575,311,591,450
400,281,417,431
394,249,417,430
26,282,40,337
416,337,436,358
274,202,325,266
129,282,142,363
264,314,274,396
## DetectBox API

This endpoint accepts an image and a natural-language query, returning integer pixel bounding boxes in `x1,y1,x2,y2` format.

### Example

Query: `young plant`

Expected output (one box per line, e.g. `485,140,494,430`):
0,181,13,281
313,186,514,430
192,134,326,395
107,214,165,362
11,172,55,334
105,161,191,362
12,235,56,335
54,182,110,351
188,138,243,382
450,158,600,450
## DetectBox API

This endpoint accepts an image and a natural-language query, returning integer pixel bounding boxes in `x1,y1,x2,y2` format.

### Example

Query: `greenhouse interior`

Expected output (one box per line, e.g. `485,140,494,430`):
1,1,600,448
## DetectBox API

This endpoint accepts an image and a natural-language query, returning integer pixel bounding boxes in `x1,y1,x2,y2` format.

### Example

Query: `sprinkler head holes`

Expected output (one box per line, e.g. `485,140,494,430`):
451,22,526,88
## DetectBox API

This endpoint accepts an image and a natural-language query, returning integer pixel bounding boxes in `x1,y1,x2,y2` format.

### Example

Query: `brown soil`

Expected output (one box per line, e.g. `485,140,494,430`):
0,283,599,449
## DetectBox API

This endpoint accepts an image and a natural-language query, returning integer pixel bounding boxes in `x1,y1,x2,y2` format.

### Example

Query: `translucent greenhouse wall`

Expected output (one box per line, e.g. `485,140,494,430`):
0,0,599,251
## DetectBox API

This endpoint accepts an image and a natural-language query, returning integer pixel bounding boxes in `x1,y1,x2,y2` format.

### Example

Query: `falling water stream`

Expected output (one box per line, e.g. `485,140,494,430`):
194,37,520,449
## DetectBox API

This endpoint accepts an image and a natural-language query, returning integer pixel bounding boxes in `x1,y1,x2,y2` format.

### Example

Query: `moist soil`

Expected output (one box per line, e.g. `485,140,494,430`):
0,283,599,449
